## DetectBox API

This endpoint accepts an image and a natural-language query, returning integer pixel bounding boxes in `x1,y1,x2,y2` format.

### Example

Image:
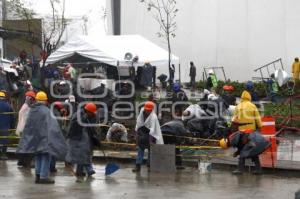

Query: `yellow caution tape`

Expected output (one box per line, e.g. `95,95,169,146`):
0,112,18,115
0,136,20,139
162,134,219,142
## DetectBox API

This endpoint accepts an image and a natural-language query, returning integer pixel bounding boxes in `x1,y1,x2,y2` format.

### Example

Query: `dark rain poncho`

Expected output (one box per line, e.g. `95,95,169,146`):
230,131,271,158
17,103,67,160
65,112,98,164
161,120,186,136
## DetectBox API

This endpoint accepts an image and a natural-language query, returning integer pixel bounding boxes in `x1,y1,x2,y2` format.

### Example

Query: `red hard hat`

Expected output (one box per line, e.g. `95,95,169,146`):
54,101,64,110
25,91,36,98
144,101,155,112
84,103,97,114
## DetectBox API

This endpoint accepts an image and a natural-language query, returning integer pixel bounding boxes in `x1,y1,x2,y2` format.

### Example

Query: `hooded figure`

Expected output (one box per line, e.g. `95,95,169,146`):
230,91,266,175
232,91,262,132
106,123,128,143
292,57,300,81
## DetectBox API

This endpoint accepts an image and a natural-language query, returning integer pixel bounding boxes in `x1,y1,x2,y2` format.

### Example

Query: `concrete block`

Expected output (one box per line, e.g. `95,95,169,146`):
150,144,176,173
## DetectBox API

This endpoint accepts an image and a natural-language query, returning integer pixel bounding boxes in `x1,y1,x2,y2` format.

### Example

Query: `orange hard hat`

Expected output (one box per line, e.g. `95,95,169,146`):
25,91,36,98
223,85,234,91
84,103,97,114
144,101,155,112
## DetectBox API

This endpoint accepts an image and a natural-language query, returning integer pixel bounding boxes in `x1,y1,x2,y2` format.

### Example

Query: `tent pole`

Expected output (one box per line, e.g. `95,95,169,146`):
117,61,121,91
179,62,181,84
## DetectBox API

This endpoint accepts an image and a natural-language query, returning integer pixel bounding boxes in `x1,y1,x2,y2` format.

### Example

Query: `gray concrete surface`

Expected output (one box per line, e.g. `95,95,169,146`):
0,160,299,199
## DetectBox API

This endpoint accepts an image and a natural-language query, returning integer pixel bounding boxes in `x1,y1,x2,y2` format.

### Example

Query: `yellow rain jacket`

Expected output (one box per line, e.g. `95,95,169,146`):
292,61,300,80
233,91,262,131
292,61,300,73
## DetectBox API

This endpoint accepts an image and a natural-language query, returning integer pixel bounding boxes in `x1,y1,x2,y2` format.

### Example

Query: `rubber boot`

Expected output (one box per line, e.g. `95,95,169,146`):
252,156,262,175
232,158,245,175
132,164,141,173
0,147,8,161
35,174,40,183
36,178,55,184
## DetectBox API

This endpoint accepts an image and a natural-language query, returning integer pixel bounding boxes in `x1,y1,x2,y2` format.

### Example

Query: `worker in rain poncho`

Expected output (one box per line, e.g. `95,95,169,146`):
182,104,210,137
16,91,36,168
132,101,164,173
0,91,14,160
292,57,300,81
17,91,67,184
66,103,100,177
230,90,270,175
206,69,218,91
106,123,128,143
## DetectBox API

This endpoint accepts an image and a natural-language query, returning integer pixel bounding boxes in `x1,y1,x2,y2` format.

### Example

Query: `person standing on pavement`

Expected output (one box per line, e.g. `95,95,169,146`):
66,103,99,177
0,91,14,160
292,57,300,81
16,91,36,168
132,101,164,172
17,91,67,184
189,62,196,89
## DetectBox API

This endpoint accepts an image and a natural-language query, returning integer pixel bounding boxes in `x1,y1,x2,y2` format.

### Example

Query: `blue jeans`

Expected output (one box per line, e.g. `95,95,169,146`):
136,147,150,165
50,156,56,171
76,164,94,174
35,153,50,179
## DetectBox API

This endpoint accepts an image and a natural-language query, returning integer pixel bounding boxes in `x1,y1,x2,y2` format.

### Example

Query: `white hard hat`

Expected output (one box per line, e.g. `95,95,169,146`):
203,89,210,95
208,94,218,101
59,81,66,85
68,95,75,102
208,69,214,74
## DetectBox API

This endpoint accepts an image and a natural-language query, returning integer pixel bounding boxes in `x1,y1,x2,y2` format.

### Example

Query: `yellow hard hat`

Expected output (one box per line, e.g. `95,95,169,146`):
0,91,6,98
36,91,48,101
219,138,229,149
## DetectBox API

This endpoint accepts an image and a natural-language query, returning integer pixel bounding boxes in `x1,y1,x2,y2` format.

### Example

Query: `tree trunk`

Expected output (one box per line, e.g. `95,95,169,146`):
167,13,172,86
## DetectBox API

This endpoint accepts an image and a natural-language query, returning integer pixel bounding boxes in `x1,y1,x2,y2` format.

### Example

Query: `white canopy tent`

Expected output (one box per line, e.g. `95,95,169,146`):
46,34,179,76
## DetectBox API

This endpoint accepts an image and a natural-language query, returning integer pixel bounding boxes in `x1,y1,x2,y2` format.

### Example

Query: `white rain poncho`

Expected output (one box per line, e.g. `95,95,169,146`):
16,103,30,136
182,104,207,121
106,123,128,142
136,108,164,144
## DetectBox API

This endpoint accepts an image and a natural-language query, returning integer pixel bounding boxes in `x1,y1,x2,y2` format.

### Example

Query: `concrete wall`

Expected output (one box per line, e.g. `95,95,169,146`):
116,0,300,82
2,19,42,60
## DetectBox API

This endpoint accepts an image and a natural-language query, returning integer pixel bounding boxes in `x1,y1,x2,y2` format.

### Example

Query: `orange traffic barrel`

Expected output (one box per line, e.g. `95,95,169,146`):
261,116,276,135
260,136,277,168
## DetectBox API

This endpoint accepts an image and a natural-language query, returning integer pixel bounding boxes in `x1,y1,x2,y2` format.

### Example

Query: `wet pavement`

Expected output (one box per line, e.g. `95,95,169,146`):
0,160,299,199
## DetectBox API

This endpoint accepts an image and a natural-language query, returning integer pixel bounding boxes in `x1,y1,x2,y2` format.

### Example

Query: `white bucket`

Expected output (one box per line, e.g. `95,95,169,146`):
198,160,212,174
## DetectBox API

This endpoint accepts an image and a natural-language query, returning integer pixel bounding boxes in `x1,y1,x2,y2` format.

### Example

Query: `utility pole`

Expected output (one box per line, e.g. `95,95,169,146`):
111,0,121,35
0,0,6,58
